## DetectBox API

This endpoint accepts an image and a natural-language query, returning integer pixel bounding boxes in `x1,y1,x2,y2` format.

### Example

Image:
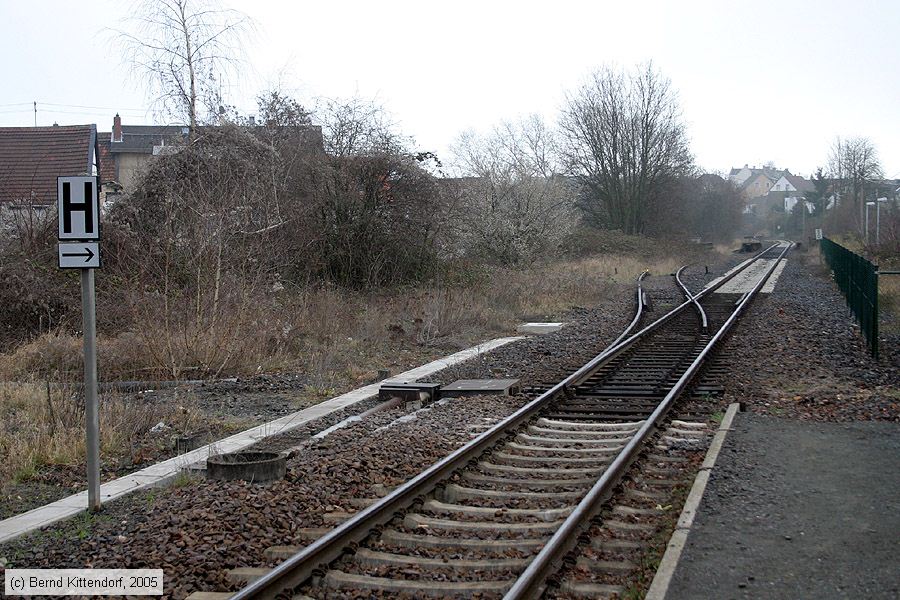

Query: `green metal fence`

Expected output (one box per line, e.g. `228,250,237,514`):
820,237,879,358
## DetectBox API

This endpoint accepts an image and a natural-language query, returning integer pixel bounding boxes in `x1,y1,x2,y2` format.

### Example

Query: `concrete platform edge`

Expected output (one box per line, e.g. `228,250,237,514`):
644,402,741,600
0,336,523,544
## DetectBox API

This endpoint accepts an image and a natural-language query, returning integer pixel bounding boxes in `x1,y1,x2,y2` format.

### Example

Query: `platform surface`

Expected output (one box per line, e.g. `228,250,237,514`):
666,413,900,599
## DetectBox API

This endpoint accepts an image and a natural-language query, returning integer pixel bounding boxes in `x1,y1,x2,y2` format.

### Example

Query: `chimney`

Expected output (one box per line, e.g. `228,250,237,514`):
113,113,122,143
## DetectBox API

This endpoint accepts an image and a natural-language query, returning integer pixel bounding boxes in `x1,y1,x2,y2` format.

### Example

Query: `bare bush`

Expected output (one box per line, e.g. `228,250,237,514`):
109,125,280,377
450,116,578,266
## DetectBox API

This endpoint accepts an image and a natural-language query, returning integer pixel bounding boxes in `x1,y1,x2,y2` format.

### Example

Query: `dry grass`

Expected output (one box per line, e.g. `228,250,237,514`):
0,382,205,484
0,248,710,486
0,251,703,383
880,275,900,333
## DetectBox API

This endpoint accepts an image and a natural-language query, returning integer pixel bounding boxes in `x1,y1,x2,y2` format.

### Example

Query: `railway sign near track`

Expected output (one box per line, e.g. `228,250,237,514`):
57,176,100,241
56,174,101,512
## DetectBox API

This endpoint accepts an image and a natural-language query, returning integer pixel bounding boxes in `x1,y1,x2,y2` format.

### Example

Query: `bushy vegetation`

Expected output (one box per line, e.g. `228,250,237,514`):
0,82,731,380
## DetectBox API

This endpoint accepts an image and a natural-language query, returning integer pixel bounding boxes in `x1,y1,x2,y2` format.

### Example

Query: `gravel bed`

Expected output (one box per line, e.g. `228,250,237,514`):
717,251,899,421
0,394,525,598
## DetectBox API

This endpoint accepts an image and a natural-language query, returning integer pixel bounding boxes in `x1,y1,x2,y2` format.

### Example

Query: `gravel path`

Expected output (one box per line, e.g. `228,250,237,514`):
716,250,899,422
666,413,900,599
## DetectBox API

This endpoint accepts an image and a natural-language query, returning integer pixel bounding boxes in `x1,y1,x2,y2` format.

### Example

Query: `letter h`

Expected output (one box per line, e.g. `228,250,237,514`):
62,180,94,234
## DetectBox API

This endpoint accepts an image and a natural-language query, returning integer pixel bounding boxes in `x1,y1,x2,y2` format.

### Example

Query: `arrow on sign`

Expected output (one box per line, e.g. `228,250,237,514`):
61,246,96,263
58,241,100,269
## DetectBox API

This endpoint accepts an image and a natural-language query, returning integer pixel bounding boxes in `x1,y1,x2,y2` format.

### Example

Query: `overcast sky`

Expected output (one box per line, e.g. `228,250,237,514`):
2,0,898,177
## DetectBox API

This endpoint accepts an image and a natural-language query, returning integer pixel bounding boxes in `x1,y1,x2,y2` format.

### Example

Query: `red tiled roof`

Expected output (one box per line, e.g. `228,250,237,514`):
96,132,116,184
0,125,95,205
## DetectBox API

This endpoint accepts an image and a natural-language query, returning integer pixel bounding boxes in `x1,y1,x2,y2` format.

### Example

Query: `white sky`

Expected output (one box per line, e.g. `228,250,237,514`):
2,0,898,177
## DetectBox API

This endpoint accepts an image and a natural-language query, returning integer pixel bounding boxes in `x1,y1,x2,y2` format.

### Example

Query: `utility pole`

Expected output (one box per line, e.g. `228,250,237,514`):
865,201,873,245
33,101,37,127
875,198,888,245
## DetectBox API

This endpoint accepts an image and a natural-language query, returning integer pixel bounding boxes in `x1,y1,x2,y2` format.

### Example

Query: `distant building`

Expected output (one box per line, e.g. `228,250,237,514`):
771,173,814,195
728,164,808,201
100,114,187,194
740,171,779,200
0,125,99,233
0,124,98,206
98,114,325,197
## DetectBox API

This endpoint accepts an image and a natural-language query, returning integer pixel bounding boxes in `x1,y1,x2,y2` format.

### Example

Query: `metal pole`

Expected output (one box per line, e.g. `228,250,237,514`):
876,202,881,245
81,268,101,512
865,204,870,245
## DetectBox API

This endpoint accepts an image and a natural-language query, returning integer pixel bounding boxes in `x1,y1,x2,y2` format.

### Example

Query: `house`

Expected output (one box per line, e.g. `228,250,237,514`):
99,114,325,196
0,125,99,230
770,173,814,195
728,165,755,187
104,114,188,193
740,171,779,200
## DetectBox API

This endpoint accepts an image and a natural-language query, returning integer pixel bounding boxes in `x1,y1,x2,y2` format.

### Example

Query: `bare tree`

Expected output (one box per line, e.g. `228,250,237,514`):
828,136,883,233
451,116,577,265
560,63,693,234
117,0,253,129
317,95,407,157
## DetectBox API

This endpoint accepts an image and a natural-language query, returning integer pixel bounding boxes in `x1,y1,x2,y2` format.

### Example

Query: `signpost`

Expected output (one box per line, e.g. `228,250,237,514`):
57,175,101,512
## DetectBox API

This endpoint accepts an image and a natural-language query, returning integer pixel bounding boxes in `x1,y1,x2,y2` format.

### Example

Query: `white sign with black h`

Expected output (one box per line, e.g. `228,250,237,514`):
58,176,100,241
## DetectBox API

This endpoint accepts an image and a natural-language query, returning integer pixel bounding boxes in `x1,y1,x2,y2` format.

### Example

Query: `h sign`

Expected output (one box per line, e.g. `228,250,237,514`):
58,176,100,240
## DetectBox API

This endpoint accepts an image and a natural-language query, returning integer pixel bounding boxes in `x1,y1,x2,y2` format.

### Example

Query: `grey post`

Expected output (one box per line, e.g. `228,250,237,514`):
865,202,872,245
81,268,100,511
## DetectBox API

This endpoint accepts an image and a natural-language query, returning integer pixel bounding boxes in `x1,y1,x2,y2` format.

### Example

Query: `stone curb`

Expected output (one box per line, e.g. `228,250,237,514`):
644,402,741,600
0,336,523,544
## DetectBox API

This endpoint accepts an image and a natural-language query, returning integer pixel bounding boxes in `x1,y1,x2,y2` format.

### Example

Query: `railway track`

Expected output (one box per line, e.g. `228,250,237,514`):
190,242,791,600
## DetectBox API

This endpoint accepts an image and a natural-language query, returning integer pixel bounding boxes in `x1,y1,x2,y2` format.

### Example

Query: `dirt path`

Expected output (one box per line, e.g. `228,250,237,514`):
666,412,900,599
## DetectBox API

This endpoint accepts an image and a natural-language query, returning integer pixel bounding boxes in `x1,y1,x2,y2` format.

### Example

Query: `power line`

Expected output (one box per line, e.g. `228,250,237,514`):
39,101,148,113
1,101,148,113
39,108,141,116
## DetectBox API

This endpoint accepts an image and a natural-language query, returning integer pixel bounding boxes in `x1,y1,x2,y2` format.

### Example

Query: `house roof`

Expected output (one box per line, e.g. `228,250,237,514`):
96,132,117,184
0,125,96,205
782,173,814,192
110,125,188,154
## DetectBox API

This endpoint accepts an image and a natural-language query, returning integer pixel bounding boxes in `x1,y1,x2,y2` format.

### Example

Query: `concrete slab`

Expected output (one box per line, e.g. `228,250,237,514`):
516,322,564,334
713,259,787,294
441,379,521,397
0,335,523,544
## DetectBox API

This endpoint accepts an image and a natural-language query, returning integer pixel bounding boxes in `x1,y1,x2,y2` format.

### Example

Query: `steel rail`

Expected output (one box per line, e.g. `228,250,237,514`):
676,265,708,331
504,242,793,600
608,270,649,349
563,243,778,388
231,244,780,600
